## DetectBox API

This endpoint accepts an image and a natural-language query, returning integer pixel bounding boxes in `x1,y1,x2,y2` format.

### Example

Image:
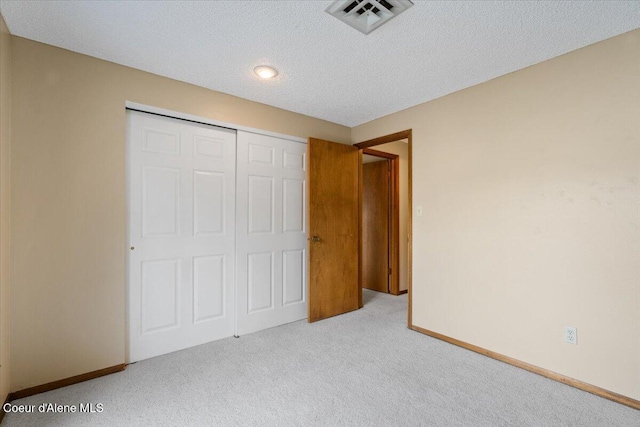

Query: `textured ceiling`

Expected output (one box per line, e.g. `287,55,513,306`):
1,1,639,127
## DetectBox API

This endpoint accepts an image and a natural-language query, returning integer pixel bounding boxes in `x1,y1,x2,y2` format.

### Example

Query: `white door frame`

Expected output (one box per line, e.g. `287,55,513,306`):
125,102,307,144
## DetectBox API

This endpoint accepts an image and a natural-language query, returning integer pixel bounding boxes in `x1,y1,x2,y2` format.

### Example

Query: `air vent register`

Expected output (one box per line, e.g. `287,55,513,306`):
326,0,414,35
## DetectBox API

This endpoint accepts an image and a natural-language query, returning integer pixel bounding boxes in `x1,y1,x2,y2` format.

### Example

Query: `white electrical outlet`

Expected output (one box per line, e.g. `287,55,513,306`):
565,326,577,344
416,206,423,217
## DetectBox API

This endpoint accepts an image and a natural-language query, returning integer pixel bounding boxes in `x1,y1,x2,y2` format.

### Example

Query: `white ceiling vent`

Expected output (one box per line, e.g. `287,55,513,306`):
326,0,414,35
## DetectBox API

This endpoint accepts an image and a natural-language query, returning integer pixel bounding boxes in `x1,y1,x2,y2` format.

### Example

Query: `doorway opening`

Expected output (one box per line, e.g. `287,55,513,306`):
355,130,413,326
362,148,400,295
306,130,412,327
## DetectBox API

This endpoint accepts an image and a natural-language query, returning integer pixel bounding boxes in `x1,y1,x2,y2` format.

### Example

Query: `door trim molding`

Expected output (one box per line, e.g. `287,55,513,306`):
362,147,397,160
355,131,411,149
354,130,412,322
410,325,640,410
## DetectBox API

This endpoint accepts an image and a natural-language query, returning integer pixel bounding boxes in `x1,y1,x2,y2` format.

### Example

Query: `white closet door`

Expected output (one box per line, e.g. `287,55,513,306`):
236,131,307,335
127,111,236,362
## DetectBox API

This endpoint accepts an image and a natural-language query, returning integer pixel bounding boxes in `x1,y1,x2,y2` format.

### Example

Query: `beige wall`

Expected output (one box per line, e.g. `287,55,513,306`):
7,24,640,403
0,13,12,403
10,36,350,391
352,30,640,400
367,141,409,292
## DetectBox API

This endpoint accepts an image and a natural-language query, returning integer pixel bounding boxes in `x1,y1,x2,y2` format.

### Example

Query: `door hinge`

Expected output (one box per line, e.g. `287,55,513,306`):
388,267,392,275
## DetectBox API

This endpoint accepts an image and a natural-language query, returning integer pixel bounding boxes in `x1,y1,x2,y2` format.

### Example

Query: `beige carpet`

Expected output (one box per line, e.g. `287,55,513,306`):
3,290,638,426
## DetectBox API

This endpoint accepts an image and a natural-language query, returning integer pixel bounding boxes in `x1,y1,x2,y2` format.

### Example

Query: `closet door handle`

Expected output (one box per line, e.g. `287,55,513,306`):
310,236,321,243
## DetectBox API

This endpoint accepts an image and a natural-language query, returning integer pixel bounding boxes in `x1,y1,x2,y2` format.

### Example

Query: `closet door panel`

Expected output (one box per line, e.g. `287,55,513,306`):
128,111,236,362
236,132,307,335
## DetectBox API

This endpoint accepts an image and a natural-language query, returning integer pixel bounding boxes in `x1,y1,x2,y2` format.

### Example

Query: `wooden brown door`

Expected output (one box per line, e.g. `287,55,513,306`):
362,160,390,293
307,138,361,322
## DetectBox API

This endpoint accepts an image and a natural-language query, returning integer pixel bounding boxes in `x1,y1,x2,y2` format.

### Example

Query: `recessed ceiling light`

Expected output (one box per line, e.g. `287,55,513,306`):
253,65,278,79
